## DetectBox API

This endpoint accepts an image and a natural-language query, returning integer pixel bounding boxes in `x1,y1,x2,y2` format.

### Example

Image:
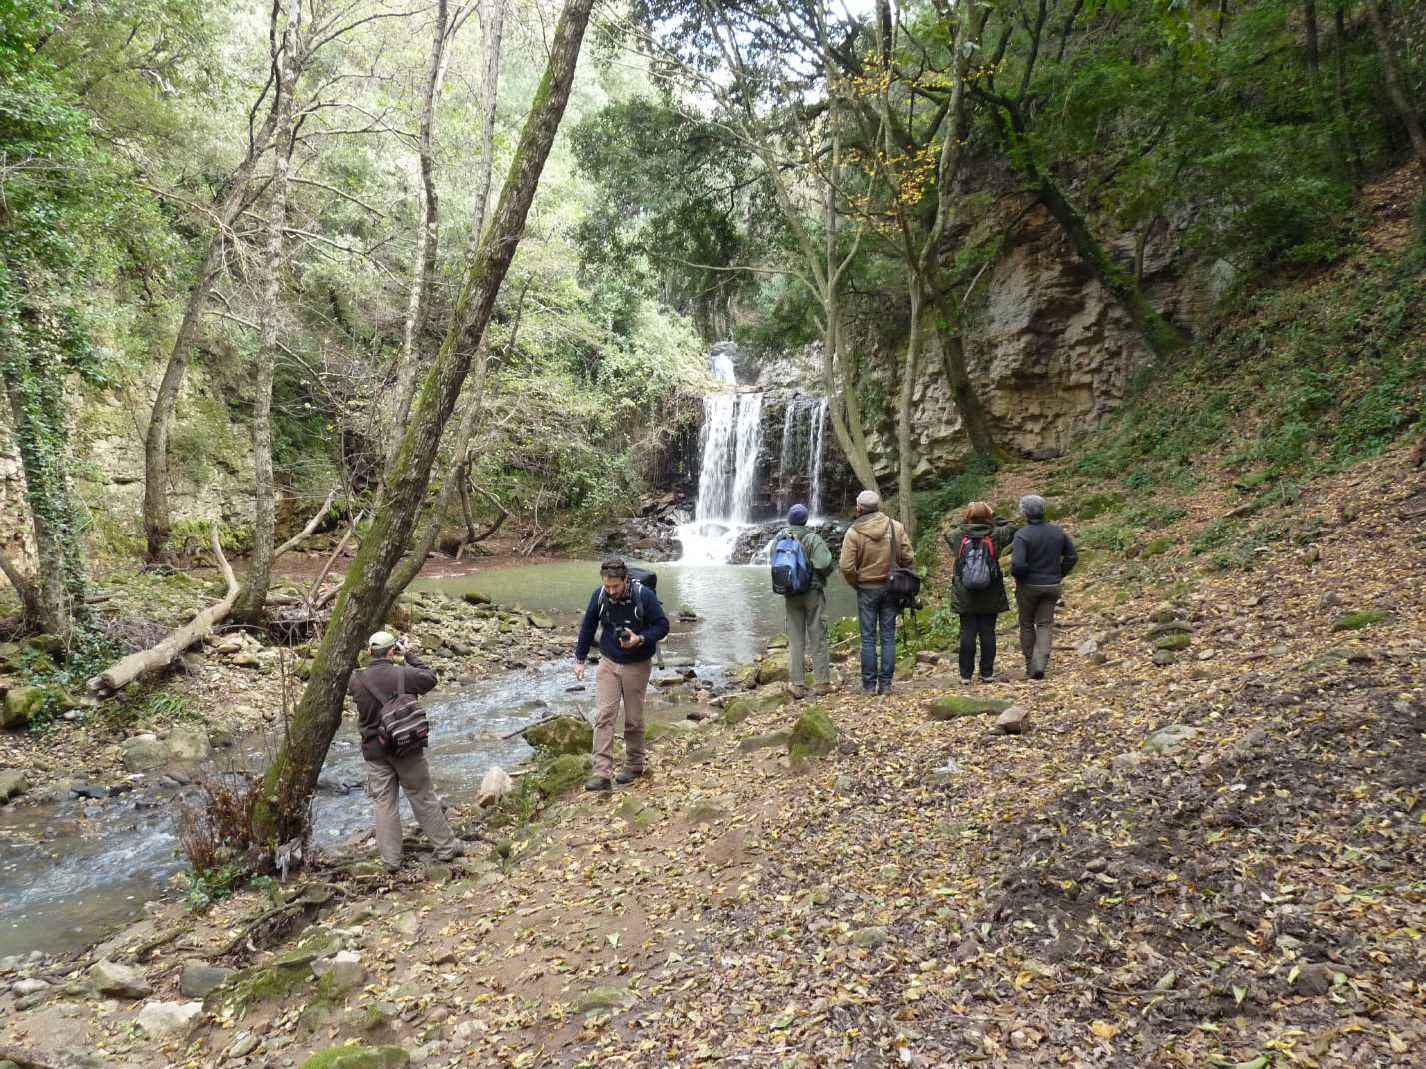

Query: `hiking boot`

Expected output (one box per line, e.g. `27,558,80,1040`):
959,676,973,685
584,775,612,792
877,682,893,696
979,674,996,684
1027,669,1045,681
435,842,465,862
615,768,644,786
861,684,877,695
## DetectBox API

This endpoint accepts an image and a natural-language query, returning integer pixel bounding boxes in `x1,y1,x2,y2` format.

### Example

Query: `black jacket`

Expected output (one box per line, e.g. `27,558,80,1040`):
574,581,670,665
1011,520,1078,586
348,653,438,760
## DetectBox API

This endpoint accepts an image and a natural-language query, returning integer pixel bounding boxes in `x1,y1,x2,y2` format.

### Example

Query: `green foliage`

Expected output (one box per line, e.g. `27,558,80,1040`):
11,628,121,731
1332,609,1386,631
180,863,245,913
914,458,997,560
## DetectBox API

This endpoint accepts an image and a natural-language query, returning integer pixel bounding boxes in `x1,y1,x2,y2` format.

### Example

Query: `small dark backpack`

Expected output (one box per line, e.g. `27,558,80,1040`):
956,534,999,591
359,669,430,757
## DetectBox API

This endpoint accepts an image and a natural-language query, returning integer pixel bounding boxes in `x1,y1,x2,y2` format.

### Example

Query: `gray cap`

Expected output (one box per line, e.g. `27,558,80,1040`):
856,490,880,511
1019,494,1047,520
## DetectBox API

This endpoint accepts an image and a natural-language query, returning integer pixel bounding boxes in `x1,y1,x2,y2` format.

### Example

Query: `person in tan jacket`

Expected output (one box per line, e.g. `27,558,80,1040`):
839,490,915,695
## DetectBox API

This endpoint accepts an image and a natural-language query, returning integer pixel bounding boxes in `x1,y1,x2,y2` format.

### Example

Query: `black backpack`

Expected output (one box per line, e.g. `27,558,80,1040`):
597,567,658,628
356,668,430,757
887,521,922,611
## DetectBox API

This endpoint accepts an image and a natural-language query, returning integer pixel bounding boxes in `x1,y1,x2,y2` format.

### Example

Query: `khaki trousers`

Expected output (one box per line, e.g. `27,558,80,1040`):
364,751,459,869
1016,583,1062,676
785,588,830,686
593,658,653,778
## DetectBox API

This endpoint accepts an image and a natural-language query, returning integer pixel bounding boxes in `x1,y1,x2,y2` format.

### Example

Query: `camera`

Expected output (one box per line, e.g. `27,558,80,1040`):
616,627,635,646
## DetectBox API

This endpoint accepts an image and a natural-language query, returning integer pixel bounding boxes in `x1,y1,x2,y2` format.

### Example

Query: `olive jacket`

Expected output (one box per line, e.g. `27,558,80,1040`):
945,519,1015,615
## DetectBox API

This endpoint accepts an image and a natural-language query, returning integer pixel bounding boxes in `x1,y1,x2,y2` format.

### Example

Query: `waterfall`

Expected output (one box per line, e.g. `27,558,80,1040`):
678,350,766,564
808,397,828,517
778,401,797,497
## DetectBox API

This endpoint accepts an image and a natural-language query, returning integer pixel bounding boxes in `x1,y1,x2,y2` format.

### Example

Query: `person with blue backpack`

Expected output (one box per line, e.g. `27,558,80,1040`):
945,501,1016,684
770,504,835,699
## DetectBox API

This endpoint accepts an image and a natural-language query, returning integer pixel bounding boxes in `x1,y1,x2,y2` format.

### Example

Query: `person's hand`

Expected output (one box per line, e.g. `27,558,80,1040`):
619,631,644,650
574,661,586,681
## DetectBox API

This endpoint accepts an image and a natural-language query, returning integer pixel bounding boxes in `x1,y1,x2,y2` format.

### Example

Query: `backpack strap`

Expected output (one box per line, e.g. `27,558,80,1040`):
354,665,404,708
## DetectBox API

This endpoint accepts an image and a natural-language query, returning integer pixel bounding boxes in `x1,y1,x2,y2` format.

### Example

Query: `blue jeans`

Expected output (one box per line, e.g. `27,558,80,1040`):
856,584,898,689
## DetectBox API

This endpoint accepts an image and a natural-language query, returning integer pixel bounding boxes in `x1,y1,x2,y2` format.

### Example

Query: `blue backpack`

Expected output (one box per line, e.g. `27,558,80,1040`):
770,533,812,596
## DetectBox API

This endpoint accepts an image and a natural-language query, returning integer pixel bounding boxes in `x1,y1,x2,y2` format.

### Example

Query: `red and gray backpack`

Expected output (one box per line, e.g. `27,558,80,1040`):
357,669,430,757
956,534,1000,591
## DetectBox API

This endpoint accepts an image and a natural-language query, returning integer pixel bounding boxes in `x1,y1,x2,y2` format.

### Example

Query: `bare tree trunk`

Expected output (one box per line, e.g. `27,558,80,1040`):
1304,0,1353,179
1365,0,1426,177
896,278,922,537
388,0,456,463
252,0,596,847
233,0,300,625
1333,1,1364,181
143,72,284,563
471,0,506,243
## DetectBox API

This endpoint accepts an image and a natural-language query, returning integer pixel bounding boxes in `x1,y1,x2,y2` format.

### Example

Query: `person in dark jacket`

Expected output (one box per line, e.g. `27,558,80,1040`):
945,501,1015,683
1010,494,1078,680
347,631,462,872
574,557,670,791
780,503,836,699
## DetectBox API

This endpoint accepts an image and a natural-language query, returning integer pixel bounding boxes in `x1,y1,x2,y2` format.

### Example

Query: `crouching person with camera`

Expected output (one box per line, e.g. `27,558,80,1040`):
348,631,463,872
574,558,670,792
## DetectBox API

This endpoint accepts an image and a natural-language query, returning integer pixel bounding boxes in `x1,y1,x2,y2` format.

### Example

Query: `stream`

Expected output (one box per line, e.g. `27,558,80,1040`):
0,561,855,960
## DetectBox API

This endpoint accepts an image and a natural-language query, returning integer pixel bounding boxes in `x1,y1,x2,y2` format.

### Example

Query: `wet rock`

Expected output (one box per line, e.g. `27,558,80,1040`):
89,959,152,998
0,769,28,801
12,977,49,996
788,706,838,763
167,725,211,762
178,962,234,998
523,716,592,757
2,685,45,728
653,671,686,688
993,706,1030,734
299,1045,410,1069
120,735,170,772
1143,725,1198,754
927,695,1013,720
526,613,555,630
136,1000,204,1037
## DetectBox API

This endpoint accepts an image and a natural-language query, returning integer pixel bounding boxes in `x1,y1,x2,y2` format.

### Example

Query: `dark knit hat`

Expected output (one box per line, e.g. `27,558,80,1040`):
788,504,810,526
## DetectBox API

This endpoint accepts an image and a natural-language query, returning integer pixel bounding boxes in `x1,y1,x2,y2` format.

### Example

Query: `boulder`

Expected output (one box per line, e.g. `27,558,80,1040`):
89,959,153,999
461,591,491,605
721,689,787,726
526,613,555,630
120,735,170,772
926,695,1013,721
737,731,789,753
755,656,791,686
1143,725,1198,754
178,962,235,998
1147,620,1192,639
2,686,45,729
0,769,28,802
523,716,592,757
312,951,366,992
136,1000,204,1037
299,1046,410,1069
787,706,838,763
993,706,1031,734
167,725,211,763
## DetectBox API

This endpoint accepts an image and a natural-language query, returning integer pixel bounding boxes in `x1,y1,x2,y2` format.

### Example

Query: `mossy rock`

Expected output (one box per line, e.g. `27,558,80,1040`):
1148,620,1192,639
299,1045,410,1069
1142,537,1174,558
755,656,790,686
461,591,491,605
530,753,591,798
575,985,632,1014
788,705,838,763
2,685,48,729
1153,632,1192,651
204,960,312,1016
524,716,592,757
275,928,342,968
721,689,787,726
729,663,761,689
926,695,1013,721
1331,609,1386,631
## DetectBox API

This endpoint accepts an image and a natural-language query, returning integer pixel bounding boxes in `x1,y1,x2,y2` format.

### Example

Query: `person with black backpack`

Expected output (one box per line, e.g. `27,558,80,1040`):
348,631,463,873
946,501,1016,684
574,557,670,791
771,504,835,699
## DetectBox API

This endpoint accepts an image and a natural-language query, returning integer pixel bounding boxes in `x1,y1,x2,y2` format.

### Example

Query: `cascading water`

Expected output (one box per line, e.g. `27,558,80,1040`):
678,351,765,563
808,397,828,517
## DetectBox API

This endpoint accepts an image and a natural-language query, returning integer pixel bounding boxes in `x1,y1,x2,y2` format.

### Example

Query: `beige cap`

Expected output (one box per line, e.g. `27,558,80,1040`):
856,489,881,511
368,631,398,652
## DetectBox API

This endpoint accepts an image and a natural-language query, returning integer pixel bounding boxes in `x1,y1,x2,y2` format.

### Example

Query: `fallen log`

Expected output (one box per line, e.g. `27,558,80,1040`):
86,525,240,696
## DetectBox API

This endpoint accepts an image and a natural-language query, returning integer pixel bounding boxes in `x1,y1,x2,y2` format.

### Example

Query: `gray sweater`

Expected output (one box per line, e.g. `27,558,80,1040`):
1011,520,1078,586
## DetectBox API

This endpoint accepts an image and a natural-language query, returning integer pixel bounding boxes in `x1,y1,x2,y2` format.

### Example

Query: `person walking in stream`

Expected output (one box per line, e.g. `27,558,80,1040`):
839,489,915,695
1011,493,1078,680
771,503,835,699
348,631,464,873
574,557,670,791
946,501,1015,684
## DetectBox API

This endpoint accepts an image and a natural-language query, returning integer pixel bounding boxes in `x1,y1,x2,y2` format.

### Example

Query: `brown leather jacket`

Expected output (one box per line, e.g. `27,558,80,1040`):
348,653,437,760
839,511,914,587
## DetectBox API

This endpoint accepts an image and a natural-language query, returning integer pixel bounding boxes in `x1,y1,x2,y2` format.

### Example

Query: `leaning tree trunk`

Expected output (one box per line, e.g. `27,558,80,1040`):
896,278,923,538
142,75,284,563
252,0,596,847
232,3,300,625
471,0,506,244
1365,0,1426,178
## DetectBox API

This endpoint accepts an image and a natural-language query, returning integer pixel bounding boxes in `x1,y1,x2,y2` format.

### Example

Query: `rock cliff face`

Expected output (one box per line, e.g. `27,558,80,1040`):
855,203,1209,482
1,367,255,567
